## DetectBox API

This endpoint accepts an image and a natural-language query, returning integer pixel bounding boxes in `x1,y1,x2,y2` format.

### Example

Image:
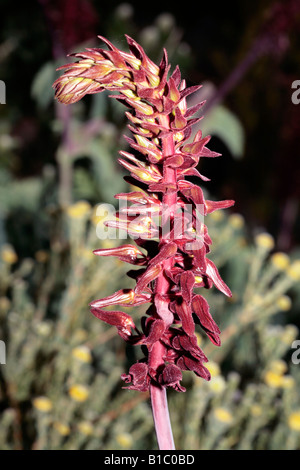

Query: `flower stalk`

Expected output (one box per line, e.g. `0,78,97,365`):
53,35,234,450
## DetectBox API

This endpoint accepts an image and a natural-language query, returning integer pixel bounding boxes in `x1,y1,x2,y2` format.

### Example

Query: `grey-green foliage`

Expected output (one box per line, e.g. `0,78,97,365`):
200,104,245,159
0,207,299,450
0,169,43,214
31,61,58,110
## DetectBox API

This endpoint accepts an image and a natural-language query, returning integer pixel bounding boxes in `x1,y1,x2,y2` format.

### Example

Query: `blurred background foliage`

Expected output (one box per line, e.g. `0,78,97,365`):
0,0,300,450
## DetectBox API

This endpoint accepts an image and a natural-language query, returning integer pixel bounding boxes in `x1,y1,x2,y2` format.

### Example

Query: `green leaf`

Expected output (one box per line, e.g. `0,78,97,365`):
0,176,42,214
87,139,127,204
200,105,245,159
31,61,56,109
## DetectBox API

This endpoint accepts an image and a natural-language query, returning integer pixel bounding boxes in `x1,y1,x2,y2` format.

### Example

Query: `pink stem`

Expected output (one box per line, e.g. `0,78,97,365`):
150,380,175,450
149,115,177,450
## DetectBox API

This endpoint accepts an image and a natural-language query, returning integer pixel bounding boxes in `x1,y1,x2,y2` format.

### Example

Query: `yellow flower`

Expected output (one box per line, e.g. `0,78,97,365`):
69,384,89,402
66,201,91,219
1,244,18,264
33,396,53,412
77,421,93,436
276,295,292,312
72,345,92,364
209,210,224,222
250,405,262,417
288,411,300,432
206,361,221,377
194,332,202,346
53,422,70,436
287,260,300,281
271,252,290,271
214,407,233,424
208,376,226,394
263,370,283,388
116,432,133,449
281,325,299,345
281,375,295,389
269,359,287,376
255,233,275,250
35,321,52,337
90,205,106,227
228,213,244,229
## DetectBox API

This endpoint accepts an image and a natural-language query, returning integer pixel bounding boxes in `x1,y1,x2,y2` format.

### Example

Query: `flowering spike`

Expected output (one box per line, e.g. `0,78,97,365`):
53,36,234,441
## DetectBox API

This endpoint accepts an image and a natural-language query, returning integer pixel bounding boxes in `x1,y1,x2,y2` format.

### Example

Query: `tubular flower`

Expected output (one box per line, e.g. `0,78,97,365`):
53,35,234,394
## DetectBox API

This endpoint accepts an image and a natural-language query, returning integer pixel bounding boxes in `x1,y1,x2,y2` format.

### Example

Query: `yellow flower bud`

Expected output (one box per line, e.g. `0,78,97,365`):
255,233,275,250
116,432,133,449
90,206,106,227
269,359,287,376
53,422,70,436
209,210,224,222
251,405,262,417
33,396,53,412
35,321,52,337
208,376,226,394
214,407,233,424
205,361,221,377
270,252,290,271
264,370,283,388
77,421,93,436
287,260,300,281
281,324,298,345
276,295,292,312
228,213,244,229
281,375,295,389
69,384,89,402
1,245,18,264
72,345,92,364
288,411,300,431
66,201,91,218
194,332,202,346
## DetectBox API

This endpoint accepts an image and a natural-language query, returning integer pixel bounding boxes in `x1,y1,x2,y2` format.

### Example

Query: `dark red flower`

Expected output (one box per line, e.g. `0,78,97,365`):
54,35,234,393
